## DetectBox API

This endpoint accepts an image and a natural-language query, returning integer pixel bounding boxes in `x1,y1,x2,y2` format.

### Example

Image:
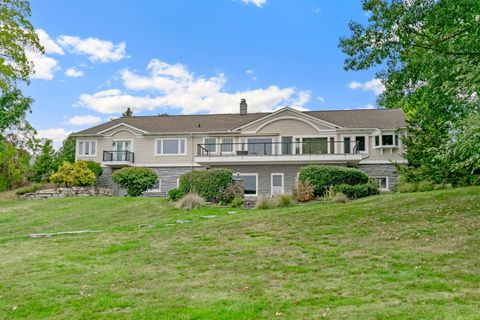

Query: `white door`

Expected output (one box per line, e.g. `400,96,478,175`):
115,140,131,161
271,173,284,196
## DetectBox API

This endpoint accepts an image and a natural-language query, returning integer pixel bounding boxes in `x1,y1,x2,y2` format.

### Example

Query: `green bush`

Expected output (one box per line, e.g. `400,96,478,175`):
50,161,96,187
398,182,418,193
112,167,157,197
276,194,293,207
229,197,244,208
168,188,184,201
175,193,206,210
417,181,434,192
83,160,103,177
179,168,232,202
292,180,315,202
299,165,368,196
16,183,44,195
333,182,379,199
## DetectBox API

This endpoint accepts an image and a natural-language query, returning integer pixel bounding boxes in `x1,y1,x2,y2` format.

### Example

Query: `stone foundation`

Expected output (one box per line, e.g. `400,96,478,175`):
21,187,113,200
357,163,399,191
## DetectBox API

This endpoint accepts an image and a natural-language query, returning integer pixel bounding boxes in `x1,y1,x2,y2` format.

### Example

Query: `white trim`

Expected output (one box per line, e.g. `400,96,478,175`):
370,176,389,191
233,107,340,131
98,123,147,135
195,153,365,165
154,138,187,156
77,139,97,156
113,138,134,151
203,137,218,154
236,173,258,197
271,173,284,196
255,116,325,134
359,159,407,164
220,137,235,154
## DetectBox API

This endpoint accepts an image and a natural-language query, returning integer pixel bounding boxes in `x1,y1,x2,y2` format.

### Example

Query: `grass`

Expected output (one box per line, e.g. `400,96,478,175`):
0,187,479,319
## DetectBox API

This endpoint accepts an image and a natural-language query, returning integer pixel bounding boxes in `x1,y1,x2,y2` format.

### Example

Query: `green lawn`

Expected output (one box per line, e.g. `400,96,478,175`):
0,187,479,319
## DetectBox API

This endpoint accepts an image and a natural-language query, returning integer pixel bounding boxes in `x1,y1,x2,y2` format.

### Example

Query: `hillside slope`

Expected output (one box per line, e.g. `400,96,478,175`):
0,187,479,319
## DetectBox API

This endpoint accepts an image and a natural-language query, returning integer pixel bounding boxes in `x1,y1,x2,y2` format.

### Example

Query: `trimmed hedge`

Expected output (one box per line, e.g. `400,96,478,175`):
179,168,232,202
333,182,379,199
112,167,157,197
298,165,369,196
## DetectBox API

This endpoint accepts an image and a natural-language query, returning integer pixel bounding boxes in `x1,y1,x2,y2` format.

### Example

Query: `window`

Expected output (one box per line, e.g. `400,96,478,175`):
247,138,272,155
303,137,328,154
221,137,234,153
204,137,217,153
344,137,351,154
281,136,293,155
395,134,399,146
355,136,366,152
78,140,96,156
238,174,258,196
382,135,394,146
371,177,388,191
375,136,380,147
155,139,186,155
147,178,161,192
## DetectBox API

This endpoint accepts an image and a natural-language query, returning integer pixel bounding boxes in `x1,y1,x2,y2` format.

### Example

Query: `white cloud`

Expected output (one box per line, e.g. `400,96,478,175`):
65,67,85,78
246,69,255,75
241,0,266,7
317,96,325,103
37,128,72,148
36,29,64,55
77,59,310,114
365,103,376,109
66,115,101,126
57,35,127,63
348,78,385,96
26,50,60,80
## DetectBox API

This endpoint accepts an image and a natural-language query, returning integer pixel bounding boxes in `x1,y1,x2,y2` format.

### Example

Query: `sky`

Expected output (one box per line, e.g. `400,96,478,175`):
25,0,383,146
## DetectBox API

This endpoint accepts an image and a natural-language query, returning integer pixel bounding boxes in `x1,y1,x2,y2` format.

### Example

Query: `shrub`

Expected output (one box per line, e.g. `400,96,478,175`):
298,165,368,196
417,181,434,192
276,194,293,207
175,193,206,210
229,197,244,208
50,161,96,187
322,185,336,201
292,180,315,202
333,192,349,203
168,188,184,201
112,167,157,197
16,183,44,195
179,168,232,202
398,182,418,193
83,160,103,177
255,196,275,209
333,182,379,199
216,183,243,204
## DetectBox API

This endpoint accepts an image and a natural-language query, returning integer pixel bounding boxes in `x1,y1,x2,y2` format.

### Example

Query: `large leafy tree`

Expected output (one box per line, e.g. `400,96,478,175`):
55,136,76,165
0,0,43,134
31,139,56,182
339,0,480,183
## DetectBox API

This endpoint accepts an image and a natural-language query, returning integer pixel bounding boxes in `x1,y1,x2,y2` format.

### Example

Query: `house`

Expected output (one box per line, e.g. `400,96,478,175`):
71,100,407,197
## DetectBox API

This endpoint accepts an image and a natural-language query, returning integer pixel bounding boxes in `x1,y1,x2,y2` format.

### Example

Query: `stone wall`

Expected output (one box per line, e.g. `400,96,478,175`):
358,163,399,190
21,187,113,200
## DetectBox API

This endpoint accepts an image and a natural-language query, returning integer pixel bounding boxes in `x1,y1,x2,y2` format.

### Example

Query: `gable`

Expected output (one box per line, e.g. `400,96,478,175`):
98,123,146,136
237,108,339,133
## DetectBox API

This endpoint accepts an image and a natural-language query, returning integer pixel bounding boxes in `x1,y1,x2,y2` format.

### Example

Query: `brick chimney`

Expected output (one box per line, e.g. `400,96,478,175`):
240,98,248,115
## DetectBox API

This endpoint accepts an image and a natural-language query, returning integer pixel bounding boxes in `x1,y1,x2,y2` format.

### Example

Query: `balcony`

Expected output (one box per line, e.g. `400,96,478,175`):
103,150,135,167
195,140,366,165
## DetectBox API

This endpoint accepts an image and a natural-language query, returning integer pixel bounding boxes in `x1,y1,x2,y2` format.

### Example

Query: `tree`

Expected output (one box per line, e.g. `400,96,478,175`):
0,89,33,131
339,0,480,184
122,107,133,117
31,139,56,182
0,0,43,93
55,136,76,165
0,137,31,191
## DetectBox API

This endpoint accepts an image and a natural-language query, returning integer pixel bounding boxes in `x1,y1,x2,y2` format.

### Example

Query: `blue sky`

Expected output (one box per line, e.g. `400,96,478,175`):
26,0,383,146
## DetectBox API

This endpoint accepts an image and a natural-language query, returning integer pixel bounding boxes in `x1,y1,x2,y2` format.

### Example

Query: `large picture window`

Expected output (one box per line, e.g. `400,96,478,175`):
238,174,258,196
155,138,186,155
355,136,366,152
247,138,272,155
77,140,96,156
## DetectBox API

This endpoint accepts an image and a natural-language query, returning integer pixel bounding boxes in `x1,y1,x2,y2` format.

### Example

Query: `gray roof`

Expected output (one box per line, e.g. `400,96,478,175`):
72,108,406,136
